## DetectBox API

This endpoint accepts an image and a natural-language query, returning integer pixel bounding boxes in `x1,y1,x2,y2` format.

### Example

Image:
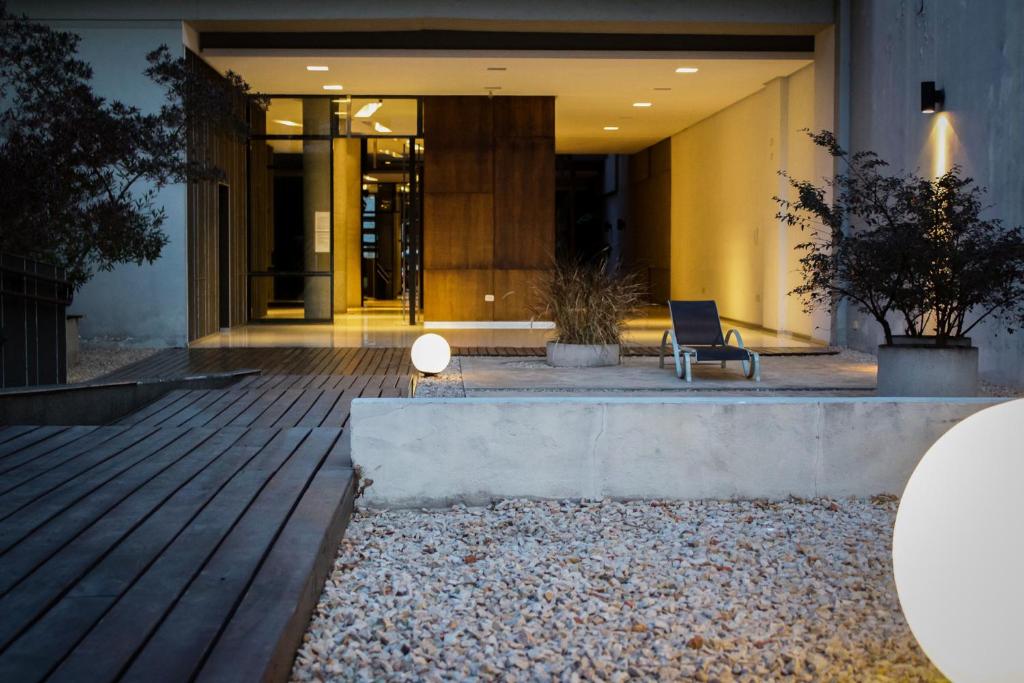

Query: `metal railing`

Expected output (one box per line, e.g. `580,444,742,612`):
0,253,73,388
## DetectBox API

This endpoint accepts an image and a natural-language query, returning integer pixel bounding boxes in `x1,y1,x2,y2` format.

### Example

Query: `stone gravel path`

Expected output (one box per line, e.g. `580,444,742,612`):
291,498,946,682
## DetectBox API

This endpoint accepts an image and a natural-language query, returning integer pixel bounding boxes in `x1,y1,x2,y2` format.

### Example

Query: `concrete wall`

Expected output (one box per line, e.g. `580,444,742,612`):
351,396,1003,508
13,1,833,28
44,21,190,347
845,0,1024,386
669,60,832,341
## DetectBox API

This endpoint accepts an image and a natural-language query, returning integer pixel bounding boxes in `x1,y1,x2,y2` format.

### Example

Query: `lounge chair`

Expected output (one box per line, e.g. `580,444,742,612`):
659,300,761,382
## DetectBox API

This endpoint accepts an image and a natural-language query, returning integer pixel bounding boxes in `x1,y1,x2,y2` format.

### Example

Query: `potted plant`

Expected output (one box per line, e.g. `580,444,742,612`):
534,260,643,368
777,130,1024,396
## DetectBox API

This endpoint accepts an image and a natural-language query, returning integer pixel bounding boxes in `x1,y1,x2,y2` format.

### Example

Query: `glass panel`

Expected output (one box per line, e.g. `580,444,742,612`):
248,135,332,320
249,275,331,321
264,97,331,136
349,98,418,136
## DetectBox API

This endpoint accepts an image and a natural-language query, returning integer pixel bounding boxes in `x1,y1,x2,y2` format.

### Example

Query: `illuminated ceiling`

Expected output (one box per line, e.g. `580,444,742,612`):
202,52,813,154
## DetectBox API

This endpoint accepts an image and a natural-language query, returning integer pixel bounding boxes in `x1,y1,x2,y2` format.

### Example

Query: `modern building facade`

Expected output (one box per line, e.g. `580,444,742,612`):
10,1,1024,386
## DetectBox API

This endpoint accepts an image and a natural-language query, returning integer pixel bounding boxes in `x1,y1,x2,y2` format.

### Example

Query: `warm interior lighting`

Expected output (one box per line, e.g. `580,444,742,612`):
893,399,1024,683
322,84,344,91
306,65,329,71
273,119,302,128
632,102,653,108
373,122,392,133
354,100,383,118
603,126,619,131
363,175,379,182
410,333,451,375
675,67,699,73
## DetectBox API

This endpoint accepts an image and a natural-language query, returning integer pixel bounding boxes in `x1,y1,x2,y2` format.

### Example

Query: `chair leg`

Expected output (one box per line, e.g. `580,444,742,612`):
745,351,761,382
660,330,671,369
683,351,693,382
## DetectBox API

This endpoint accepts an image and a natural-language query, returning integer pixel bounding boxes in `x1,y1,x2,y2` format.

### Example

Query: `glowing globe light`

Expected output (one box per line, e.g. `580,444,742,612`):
410,333,451,375
893,399,1024,683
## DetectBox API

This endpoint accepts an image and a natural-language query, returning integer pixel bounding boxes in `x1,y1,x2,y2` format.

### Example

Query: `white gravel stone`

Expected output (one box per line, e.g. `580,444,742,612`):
68,339,162,384
413,357,466,397
291,498,946,682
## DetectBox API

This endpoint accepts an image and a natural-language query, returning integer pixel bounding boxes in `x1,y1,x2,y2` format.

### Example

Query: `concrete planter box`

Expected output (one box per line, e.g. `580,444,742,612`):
351,396,1005,507
877,336,978,397
546,341,619,367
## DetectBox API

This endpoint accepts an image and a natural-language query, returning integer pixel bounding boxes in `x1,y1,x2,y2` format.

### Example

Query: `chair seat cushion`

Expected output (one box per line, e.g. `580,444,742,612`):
689,345,750,362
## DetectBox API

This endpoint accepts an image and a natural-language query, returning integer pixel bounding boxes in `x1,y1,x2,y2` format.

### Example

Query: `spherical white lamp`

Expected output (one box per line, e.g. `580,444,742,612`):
893,398,1024,683
410,333,451,375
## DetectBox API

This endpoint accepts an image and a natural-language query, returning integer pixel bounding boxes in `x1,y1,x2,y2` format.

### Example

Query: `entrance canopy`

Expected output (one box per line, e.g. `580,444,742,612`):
200,52,812,154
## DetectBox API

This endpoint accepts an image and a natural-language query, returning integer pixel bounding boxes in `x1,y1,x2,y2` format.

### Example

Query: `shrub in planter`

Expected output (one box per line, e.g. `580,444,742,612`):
776,130,1024,396
534,260,644,367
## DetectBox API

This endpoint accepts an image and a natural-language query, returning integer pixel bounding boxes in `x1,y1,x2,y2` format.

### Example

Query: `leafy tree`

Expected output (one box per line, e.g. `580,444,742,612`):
776,130,1024,346
0,1,260,289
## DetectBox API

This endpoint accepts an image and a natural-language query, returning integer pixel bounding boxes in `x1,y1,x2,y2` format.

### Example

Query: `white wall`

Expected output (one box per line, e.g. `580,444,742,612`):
45,21,189,347
669,46,832,342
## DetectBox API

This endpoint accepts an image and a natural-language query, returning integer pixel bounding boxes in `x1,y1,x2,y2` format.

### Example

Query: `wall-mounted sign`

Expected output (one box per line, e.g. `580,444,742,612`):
314,211,330,253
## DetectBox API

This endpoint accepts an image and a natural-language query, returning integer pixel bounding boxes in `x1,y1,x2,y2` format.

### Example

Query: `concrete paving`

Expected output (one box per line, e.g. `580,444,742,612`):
460,352,877,396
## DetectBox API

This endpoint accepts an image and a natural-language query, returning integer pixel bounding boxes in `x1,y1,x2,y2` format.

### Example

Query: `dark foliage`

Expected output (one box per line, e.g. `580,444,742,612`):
0,2,260,289
776,130,1024,346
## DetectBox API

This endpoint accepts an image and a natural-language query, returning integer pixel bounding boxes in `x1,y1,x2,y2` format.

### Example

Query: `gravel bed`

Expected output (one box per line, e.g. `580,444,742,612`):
291,498,944,682
68,340,163,384
413,358,466,397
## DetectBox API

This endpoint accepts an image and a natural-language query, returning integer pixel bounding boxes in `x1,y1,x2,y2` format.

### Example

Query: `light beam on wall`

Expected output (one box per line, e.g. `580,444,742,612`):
933,113,951,178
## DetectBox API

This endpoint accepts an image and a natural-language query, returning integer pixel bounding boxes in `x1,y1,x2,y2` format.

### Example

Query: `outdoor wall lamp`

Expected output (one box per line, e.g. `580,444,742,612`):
920,81,945,114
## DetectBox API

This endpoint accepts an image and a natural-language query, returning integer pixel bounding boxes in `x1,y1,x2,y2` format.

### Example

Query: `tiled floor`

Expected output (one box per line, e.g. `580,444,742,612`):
192,305,825,349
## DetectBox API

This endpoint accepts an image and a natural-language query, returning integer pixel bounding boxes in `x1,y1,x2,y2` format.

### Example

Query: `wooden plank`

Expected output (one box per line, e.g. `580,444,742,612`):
0,426,204,594
0,426,138,505
196,434,355,683
0,427,272,680
0,427,68,461
117,389,194,426
249,389,303,428
37,429,319,682
111,429,341,683
0,427,239,655
0,427,39,447
0,427,189,551
0,426,100,479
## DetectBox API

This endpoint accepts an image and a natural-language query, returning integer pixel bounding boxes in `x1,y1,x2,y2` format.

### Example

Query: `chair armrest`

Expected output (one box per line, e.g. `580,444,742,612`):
724,328,745,348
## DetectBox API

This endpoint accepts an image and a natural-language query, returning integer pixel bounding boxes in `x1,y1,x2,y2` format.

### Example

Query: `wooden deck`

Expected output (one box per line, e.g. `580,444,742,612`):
0,348,411,682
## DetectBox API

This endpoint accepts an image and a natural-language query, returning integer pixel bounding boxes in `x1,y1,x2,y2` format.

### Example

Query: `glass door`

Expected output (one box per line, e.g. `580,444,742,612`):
360,137,422,321
249,97,333,322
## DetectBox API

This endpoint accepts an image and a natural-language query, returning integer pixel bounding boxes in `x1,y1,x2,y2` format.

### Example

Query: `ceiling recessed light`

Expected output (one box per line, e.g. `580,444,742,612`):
306,65,329,71
484,86,502,90
273,119,302,128
654,87,672,91
603,126,619,131
675,67,699,73
322,84,344,91
355,100,383,118
633,102,653,108
486,67,507,71
373,122,392,133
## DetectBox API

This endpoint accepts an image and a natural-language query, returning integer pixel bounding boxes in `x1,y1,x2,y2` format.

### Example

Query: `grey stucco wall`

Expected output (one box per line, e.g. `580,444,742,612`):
846,0,1024,386
49,22,188,347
